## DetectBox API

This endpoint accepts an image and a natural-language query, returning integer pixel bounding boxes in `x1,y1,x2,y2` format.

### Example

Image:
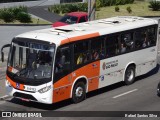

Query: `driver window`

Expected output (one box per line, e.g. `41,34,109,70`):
54,45,71,83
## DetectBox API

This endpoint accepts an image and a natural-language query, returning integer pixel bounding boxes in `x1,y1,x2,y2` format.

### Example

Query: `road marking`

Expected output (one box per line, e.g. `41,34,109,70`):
113,89,138,99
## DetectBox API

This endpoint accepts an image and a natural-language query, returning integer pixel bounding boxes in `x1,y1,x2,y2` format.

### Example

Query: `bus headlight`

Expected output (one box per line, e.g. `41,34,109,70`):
38,85,51,93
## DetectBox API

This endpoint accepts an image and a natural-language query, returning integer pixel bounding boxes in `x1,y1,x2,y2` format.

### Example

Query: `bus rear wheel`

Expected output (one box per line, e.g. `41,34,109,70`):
124,66,135,85
72,82,86,103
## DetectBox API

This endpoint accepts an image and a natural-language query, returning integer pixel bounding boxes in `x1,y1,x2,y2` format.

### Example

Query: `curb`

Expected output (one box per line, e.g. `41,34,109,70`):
142,16,160,18
0,24,51,26
0,95,11,101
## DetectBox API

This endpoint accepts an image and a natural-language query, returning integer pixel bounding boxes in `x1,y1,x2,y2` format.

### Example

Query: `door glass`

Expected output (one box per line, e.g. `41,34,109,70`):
54,45,71,82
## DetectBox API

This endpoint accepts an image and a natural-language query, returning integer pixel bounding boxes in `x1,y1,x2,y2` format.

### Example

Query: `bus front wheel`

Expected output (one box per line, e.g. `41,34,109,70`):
124,66,135,85
72,82,86,103
157,82,160,97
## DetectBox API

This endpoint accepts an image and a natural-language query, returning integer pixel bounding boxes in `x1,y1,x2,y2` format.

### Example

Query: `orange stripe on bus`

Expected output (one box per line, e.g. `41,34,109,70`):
6,75,24,90
72,61,100,92
60,32,100,45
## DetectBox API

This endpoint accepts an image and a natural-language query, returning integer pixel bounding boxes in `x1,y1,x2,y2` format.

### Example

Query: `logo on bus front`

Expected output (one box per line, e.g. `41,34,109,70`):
16,83,20,89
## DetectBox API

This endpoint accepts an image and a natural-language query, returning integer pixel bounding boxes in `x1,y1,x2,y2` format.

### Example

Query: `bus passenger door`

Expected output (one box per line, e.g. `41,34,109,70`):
53,45,72,103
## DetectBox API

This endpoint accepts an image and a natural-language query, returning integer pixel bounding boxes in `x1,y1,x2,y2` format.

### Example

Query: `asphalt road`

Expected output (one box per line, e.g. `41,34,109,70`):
0,26,160,120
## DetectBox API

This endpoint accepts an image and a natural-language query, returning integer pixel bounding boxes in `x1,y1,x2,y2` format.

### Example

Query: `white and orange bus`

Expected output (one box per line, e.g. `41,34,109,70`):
1,16,159,104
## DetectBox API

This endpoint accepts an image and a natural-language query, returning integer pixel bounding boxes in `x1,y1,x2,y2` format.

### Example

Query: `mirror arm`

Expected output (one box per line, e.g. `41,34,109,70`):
1,44,11,62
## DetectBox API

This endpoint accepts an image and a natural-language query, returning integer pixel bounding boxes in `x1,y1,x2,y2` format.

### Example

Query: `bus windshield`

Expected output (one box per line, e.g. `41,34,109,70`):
8,38,55,81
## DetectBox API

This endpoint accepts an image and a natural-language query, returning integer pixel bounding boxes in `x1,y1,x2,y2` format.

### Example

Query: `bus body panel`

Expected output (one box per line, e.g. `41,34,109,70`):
53,74,72,103
3,16,159,104
99,46,157,88
53,46,157,103
60,32,100,45
73,61,100,92
6,77,53,104
53,61,100,103
99,53,136,88
134,46,157,76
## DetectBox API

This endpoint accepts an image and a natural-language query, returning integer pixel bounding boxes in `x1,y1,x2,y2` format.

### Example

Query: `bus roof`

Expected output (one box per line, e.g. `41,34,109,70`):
16,16,158,46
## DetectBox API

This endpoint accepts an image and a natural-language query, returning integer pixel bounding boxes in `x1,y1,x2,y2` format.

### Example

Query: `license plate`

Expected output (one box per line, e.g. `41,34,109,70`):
21,98,30,102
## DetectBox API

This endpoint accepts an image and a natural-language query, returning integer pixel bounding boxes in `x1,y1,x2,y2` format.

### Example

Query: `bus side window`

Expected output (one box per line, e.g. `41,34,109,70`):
135,29,148,49
121,32,134,52
105,35,120,57
74,41,90,66
148,27,156,46
91,38,104,60
135,30,142,49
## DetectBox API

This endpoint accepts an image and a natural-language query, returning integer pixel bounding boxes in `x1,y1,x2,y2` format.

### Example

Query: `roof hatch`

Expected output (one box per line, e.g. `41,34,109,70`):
98,20,120,24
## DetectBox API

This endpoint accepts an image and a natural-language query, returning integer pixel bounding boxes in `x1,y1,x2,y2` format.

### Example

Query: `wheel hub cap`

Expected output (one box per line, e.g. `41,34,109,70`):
75,87,83,97
127,69,134,81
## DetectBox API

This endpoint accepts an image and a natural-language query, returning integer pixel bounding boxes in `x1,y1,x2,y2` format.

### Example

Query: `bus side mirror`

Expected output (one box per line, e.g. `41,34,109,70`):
1,44,11,62
1,52,4,62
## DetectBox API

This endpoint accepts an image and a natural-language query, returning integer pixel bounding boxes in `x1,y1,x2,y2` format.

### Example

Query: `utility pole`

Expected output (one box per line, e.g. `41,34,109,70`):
88,0,96,21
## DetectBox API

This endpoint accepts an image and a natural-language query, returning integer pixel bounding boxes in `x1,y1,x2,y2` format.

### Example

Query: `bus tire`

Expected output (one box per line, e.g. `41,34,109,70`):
157,82,160,97
72,82,86,103
124,65,135,85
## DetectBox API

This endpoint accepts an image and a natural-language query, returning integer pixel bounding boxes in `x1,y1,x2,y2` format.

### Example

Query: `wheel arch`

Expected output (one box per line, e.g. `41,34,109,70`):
70,76,88,98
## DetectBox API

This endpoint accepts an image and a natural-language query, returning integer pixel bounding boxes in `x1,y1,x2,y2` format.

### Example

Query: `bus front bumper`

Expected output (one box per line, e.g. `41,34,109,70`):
6,80,53,104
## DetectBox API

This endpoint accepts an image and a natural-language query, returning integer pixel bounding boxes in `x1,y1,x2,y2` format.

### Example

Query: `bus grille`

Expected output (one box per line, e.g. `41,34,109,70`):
13,92,37,101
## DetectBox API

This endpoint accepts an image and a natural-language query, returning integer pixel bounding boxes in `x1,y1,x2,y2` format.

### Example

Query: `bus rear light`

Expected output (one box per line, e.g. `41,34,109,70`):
38,85,51,93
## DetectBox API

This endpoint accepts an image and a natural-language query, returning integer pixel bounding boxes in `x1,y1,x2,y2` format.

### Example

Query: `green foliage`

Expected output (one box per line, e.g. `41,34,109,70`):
60,4,67,14
17,12,32,23
0,10,2,19
66,4,79,13
96,0,101,11
77,2,88,12
48,0,135,15
98,0,135,7
0,10,14,22
48,4,61,14
115,6,120,12
12,6,27,18
148,1,160,11
48,2,88,14
126,6,132,13
61,4,71,14
0,6,31,23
